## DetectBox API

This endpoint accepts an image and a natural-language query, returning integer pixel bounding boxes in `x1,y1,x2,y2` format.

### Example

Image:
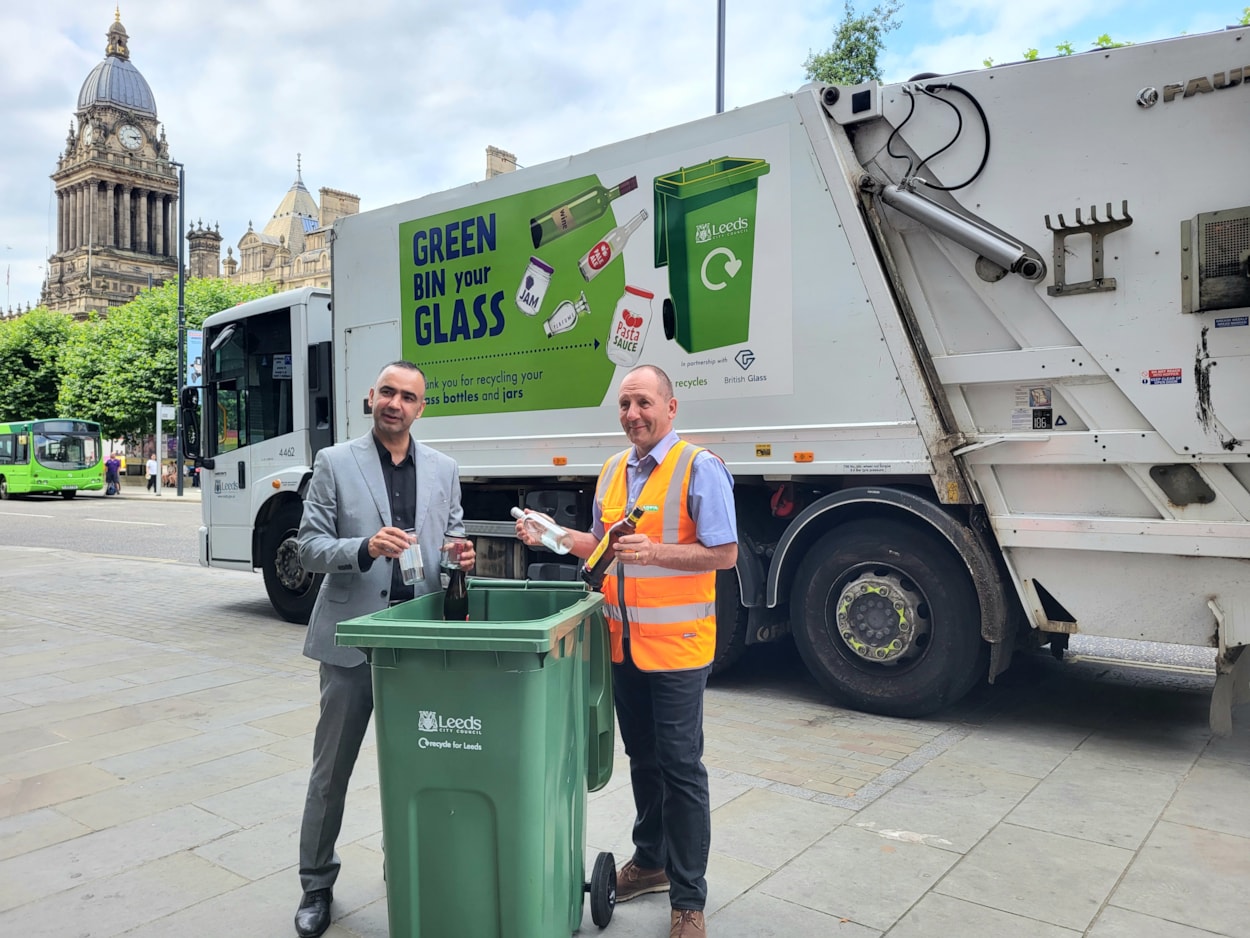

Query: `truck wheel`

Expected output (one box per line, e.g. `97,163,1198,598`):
790,518,986,718
713,568,749,675
261,504,321,624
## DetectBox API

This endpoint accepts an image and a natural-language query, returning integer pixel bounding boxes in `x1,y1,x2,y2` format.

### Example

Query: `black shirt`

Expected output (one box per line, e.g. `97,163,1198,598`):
357,433,417,603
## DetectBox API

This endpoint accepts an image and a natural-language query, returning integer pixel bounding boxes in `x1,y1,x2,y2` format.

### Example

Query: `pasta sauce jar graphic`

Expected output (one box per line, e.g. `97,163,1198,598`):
606,286,655,367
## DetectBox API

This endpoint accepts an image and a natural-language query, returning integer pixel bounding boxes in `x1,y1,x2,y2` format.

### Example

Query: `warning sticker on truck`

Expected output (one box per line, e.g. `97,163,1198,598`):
1142,368,1183,385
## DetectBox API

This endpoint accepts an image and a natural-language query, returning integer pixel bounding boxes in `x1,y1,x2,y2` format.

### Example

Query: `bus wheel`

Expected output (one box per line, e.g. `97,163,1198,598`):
0,477,8,499
790,518,986,718
261,504,321,624
61,490,77,500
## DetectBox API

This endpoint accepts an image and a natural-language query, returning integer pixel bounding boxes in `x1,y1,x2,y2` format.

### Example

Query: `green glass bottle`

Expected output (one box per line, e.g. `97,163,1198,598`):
581,505,648,590
530,176,638,249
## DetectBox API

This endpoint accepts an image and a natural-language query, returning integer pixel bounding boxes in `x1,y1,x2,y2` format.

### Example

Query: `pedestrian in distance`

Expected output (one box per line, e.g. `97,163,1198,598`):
104,453,121,496
292,360,475,938
145,453,159,493
515,363,737,938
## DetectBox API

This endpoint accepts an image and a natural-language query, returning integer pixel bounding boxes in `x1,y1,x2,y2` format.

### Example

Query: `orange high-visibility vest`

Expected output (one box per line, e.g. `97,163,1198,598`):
597,440,716,672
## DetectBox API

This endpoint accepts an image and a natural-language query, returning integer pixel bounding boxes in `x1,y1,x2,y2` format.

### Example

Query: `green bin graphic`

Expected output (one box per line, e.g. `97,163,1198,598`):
653,156,770,353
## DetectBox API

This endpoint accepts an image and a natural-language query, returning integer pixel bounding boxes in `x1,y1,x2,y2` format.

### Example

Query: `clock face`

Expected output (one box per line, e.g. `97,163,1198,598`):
119,125,143,150
82,124,94,145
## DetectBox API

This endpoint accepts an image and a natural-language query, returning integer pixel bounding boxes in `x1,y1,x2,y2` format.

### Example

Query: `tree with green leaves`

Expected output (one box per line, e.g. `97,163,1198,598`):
990,8,1250,68
57,278,273,440
804,0,902,85
0,308,76,421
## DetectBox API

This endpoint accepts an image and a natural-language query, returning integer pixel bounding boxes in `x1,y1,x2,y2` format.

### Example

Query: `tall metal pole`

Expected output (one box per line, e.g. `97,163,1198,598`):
716,0,726,114
173,162,186,496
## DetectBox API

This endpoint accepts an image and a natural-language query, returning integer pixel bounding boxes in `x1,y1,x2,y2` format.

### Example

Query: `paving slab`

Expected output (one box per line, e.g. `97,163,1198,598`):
887,892,1081,938
1109,820,1250,938
1004,749,1182,849
934,823,1133,932
759,825,960,930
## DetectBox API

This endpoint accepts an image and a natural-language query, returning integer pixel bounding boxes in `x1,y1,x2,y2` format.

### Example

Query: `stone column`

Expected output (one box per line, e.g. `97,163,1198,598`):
88,182,98,248
135,189,148,255
106,185,116,248
153,193,164,257
57,191,65,253
74,185,84,248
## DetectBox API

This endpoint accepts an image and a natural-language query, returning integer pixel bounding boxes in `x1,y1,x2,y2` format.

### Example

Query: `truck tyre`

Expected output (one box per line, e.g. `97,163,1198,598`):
261,504,321,624
790,518,986,718
713,568,749,675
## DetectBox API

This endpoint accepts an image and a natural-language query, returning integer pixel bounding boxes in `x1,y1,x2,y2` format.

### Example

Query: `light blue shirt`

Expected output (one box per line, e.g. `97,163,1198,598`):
592,430,738,548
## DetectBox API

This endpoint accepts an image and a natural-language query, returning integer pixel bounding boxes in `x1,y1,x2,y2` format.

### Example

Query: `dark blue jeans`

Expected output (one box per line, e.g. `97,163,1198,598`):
613,639,711,911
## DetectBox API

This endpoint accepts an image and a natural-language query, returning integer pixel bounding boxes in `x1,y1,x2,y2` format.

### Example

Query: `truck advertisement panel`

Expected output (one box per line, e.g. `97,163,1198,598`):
397,126,793,416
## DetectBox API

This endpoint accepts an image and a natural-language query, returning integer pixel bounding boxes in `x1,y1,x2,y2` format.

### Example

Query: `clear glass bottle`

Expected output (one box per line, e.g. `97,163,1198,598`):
578,209,648,282
511,507,574,554
581,506,648,590
543,291,591,338
530,177,638,249
606,286,655,367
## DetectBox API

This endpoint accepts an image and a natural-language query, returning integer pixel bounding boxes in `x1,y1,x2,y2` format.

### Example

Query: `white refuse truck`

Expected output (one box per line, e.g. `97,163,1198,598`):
184,27,1250,729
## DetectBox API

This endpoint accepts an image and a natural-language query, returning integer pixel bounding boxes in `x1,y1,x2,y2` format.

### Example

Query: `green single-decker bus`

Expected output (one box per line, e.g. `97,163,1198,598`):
0,418,104,499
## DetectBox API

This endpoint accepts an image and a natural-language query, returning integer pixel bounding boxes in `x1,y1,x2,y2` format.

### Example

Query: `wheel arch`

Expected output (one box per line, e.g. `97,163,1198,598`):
766,486,1010,647
251,489,306,567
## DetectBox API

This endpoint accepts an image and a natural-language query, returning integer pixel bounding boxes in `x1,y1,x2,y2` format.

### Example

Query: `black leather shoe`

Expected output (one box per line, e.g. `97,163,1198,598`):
294,888,332,938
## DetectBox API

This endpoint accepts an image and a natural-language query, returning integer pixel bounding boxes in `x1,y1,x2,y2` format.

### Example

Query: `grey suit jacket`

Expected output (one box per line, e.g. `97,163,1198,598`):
298,432,464,667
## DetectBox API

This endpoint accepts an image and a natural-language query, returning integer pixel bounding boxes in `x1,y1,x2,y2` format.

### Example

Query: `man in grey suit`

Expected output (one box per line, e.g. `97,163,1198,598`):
293,360,475,938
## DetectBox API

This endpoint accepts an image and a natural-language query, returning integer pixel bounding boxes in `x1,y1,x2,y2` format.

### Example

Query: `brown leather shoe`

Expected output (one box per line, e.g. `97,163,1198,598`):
615,858,669,901
670,908,707,938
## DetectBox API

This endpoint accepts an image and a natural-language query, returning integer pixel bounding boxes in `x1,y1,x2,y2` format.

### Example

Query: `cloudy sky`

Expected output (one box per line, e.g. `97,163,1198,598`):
2,0,1242,309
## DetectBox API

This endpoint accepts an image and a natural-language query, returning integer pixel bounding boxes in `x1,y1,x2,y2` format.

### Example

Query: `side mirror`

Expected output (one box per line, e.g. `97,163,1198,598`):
180,386,201,460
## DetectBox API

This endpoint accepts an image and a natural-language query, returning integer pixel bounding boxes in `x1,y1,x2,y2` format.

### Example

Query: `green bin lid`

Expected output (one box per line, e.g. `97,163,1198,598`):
653,156,770,199
335,580,604,654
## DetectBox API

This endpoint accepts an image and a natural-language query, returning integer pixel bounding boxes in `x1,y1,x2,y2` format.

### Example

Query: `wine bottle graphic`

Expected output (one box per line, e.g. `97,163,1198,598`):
530,176,638,249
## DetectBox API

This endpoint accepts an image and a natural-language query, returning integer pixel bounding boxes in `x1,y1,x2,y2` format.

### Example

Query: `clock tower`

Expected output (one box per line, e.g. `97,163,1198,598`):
42,13,179,318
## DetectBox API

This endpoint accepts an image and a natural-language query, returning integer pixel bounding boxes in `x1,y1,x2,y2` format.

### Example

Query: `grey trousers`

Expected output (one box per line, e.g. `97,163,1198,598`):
299,661,374,893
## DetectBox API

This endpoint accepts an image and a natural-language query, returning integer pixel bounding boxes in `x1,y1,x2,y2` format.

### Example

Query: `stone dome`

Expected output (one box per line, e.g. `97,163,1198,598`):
77,16,157,117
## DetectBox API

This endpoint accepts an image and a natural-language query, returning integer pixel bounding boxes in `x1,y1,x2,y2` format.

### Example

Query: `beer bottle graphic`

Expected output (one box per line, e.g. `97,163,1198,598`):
530,176,638,249
578,209,648,282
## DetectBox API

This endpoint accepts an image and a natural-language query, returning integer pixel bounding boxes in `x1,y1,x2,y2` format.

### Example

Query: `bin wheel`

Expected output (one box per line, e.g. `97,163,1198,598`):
662,298,676,341
589,850,616,928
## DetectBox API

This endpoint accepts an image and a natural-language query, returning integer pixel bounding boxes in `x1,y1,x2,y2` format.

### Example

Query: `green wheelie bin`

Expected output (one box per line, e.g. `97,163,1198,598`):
653,155,771,353
335,579,617,938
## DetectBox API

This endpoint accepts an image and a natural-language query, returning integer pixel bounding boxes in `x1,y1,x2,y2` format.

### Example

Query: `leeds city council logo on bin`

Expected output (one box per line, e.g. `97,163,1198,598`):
417,709,483,735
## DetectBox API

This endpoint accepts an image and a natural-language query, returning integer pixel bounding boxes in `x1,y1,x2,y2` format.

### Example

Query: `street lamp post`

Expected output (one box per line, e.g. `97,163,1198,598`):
170,161,186,496
716,0,725,114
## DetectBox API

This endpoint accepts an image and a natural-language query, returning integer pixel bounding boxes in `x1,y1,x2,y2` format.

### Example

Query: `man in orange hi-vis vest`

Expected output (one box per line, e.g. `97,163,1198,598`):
515,364,737,938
